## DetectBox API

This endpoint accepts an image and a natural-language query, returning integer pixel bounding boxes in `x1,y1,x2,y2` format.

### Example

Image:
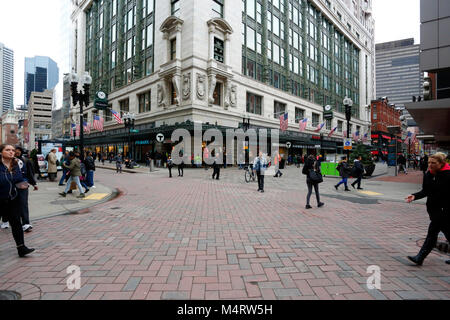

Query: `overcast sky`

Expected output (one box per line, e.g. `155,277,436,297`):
0,0,421,109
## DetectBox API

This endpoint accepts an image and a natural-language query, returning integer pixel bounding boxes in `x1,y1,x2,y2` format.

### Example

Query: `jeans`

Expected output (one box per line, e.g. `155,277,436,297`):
18,188,30,225
116,163,122,173
257,171,264,191
1,198,25,247
87,170,95,187
336,177,348,188
306,182,320,206
64,176,85,194
178,165,184,176
59,168,68,185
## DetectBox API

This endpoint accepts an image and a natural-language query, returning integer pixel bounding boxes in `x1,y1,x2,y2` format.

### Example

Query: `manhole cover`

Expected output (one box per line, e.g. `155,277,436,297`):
50,200,79,205
0,291,21,300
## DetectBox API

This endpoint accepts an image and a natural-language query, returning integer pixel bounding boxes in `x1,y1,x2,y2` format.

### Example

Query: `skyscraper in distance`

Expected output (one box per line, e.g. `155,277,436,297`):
24,56,59,107
0,42,14,113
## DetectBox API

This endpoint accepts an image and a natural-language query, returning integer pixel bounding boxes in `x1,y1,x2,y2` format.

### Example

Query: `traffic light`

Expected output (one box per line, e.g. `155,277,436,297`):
423,77,432,100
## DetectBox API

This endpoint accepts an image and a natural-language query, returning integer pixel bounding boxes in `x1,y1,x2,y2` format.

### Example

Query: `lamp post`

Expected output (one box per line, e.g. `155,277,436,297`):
242,112,250,131
123,112,136,159
343,97,353,160
70,71,92,161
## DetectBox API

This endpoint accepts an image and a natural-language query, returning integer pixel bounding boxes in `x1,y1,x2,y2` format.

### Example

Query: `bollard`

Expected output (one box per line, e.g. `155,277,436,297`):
150,160,155,172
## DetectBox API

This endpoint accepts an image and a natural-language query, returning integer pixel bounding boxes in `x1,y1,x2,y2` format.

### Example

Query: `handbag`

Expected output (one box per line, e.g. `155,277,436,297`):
308,161,323,184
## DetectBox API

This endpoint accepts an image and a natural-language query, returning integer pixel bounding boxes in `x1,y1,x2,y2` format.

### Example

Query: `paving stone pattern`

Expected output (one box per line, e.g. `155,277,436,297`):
0,167,449,300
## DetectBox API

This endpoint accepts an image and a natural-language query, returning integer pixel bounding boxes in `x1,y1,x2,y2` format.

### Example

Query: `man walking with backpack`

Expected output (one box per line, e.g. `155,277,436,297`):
351,156,364,190
335,157,351,191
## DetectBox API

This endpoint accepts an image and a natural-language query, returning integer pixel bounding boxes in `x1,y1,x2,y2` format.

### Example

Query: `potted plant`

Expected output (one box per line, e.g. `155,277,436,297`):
350,144,376,177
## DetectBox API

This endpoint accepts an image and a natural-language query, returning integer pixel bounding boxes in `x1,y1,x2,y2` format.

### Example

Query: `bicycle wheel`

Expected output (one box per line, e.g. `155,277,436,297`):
245,170,251,183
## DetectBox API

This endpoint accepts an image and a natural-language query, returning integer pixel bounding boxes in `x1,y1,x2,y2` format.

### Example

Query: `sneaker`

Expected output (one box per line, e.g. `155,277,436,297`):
1,222,10,229
85,188,90,194
334,185,338,190
318,202,325,208
58,184,65,186
305,205,312,209
91,186,96,189
260,190,264,193
23,224,33,232
357,187,364,190
77,194,85,199
344,188,351,192
67,190,73,194
59,192,67,197
351,184,355,189
446,260,450,264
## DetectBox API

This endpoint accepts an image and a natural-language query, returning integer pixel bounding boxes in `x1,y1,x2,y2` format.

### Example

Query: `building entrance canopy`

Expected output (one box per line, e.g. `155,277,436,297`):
405,98,450,145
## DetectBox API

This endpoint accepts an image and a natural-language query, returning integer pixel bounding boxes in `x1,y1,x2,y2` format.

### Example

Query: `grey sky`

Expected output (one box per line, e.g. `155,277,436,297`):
0,0,421,109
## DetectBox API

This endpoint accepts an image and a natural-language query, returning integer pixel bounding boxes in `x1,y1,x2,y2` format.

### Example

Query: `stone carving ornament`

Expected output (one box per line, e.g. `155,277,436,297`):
182,73,191,100
196,73,206,100
157,83,166,108
230,85,237,107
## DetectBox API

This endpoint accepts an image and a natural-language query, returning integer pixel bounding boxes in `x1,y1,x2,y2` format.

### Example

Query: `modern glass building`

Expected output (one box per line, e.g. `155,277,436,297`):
70,0,375,161
0,42,14,113
24,56,59,107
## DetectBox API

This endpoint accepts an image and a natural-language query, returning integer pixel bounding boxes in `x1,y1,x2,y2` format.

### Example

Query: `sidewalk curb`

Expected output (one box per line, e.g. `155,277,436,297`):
32,188,120,222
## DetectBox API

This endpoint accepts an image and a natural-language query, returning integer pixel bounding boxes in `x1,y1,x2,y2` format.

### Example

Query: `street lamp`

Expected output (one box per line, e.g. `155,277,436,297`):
70,71,92,161
123,112,136,159
242,112,250,131
343,96,353,160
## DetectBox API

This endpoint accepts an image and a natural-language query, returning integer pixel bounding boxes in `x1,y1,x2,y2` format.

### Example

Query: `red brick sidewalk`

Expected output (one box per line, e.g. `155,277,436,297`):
0,169,449,300
374,170,423,184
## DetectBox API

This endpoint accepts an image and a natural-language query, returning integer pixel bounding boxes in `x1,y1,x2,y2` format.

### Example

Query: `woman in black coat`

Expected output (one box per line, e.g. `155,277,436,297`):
0,144,35,257
302,155,324,209
406,152,450,265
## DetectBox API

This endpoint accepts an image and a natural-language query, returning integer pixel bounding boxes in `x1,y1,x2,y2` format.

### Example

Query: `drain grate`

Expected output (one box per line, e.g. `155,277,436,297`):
0,291,21,300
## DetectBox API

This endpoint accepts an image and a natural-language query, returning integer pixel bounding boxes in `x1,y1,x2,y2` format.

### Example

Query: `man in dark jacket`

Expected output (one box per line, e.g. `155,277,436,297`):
85,152,96,188
212,154,220,180
406,152,450,265
351,156,364,190
15,147,38,232
335,157,351,191
398,154,407,174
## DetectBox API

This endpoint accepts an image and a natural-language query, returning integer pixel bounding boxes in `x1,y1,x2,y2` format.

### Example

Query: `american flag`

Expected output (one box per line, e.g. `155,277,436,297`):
362,133,368,142
404,131,412,143
111,110,123,124
315,122,325,133
411,132,417,142
93,115,104,132
84,122,91,134
279,113,289,132
71,123,76,137
328,126,337,137
299,118,308,132
353,130,360,141
76,124,80,137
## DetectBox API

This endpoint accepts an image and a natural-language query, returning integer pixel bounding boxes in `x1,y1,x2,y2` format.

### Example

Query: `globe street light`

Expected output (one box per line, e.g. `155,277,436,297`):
123,112,136,159
70,71,92,160
343,97,353,160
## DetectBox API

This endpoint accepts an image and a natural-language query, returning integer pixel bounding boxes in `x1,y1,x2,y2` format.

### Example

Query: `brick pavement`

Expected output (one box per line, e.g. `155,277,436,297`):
0,167,449,300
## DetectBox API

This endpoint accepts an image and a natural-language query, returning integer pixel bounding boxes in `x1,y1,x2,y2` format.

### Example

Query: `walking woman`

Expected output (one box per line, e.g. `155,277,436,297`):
302,155,324,209
0,144,35,257
334,157,351,191
406,152,450,265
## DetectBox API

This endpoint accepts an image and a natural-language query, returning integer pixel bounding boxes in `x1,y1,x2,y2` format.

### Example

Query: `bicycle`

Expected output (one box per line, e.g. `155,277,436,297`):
244,164,256,183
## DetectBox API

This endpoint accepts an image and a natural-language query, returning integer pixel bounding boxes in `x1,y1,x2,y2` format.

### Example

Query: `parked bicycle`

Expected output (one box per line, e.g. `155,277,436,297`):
244,164,256,183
